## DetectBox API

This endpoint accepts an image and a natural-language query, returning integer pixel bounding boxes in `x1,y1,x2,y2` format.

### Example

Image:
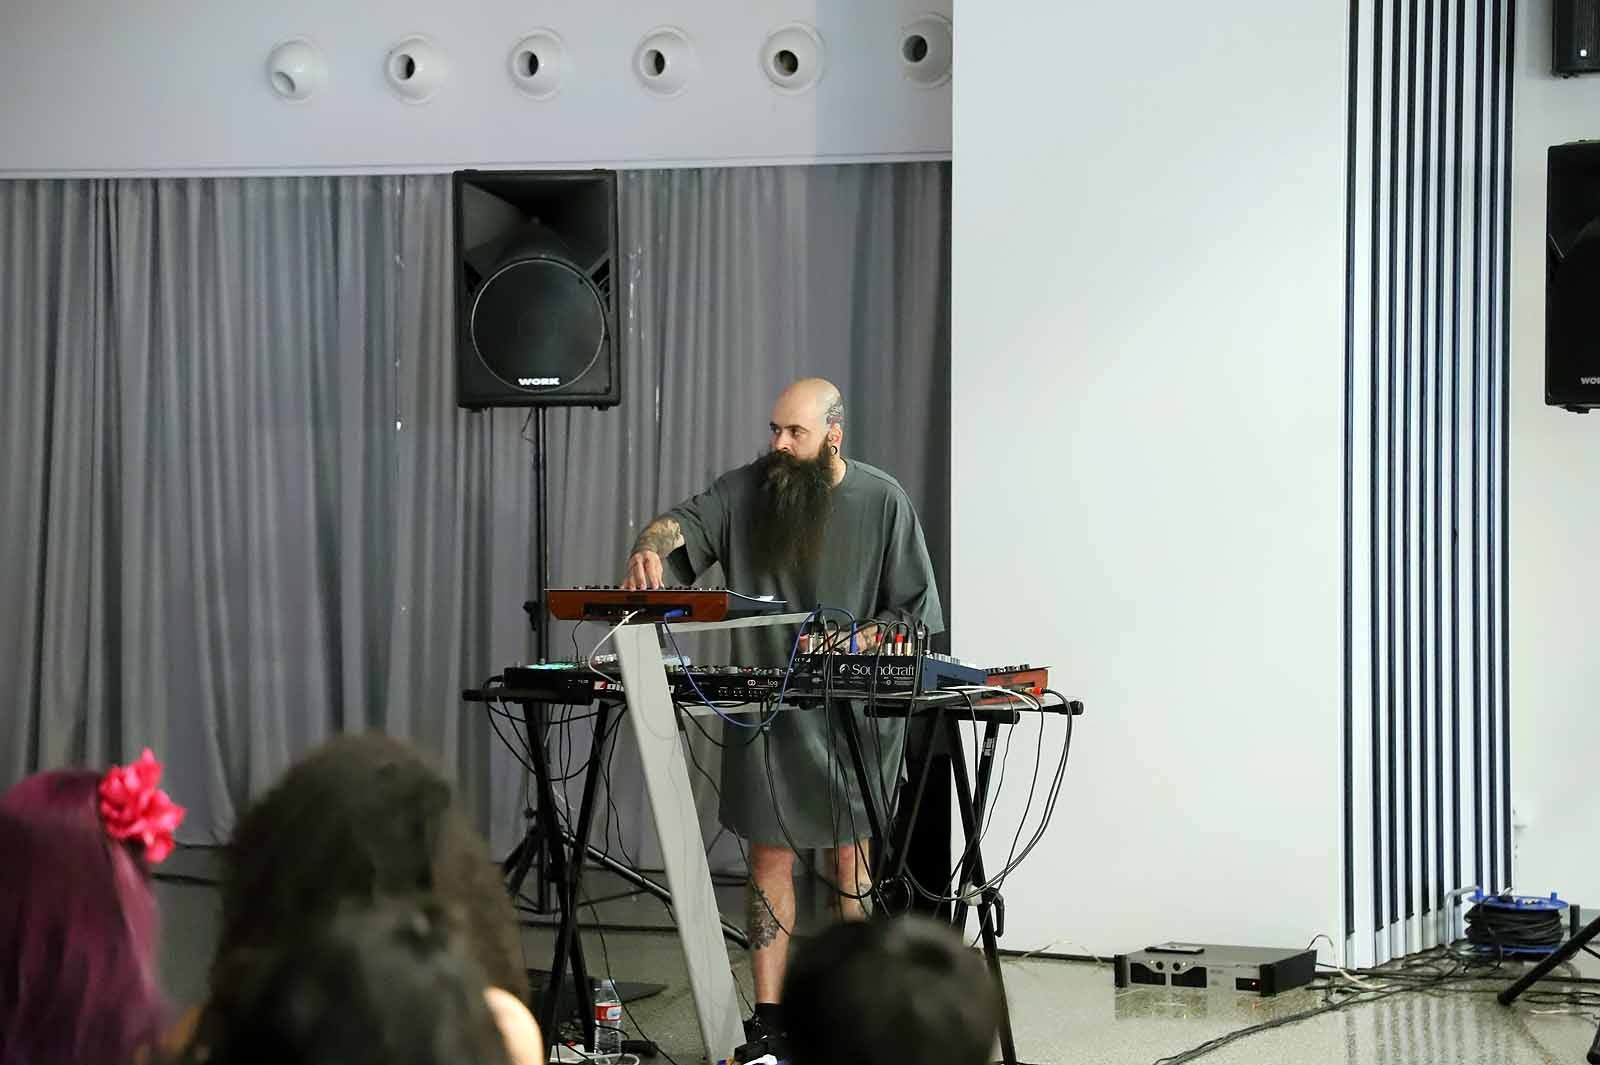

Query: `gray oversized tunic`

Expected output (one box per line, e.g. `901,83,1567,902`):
666,458,945,848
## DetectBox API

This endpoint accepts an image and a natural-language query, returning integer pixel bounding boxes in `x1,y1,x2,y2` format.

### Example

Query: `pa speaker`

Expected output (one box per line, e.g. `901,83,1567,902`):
1547,143,1600,411
1554,0,1600,75
453,170,620,409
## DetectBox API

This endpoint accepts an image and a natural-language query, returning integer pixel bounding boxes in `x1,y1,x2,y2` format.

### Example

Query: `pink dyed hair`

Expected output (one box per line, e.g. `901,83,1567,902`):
0,770,168,1065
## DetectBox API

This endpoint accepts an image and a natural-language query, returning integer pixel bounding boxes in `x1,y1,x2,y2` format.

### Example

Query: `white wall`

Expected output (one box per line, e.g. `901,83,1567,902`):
0,0,949,176
952,3,1348,955
1508,1,1600,904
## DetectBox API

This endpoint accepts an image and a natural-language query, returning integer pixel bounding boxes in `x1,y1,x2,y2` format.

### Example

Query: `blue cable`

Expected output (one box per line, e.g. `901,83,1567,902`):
658,617,805,729
659,603,862,729
771,605,833,723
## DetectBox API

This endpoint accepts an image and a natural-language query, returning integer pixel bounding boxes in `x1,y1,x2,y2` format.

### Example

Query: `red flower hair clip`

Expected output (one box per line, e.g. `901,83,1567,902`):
98,748,185,864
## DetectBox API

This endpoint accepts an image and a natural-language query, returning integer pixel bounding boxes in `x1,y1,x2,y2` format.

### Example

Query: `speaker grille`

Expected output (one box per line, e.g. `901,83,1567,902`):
469,257,607,396
453,169,619,409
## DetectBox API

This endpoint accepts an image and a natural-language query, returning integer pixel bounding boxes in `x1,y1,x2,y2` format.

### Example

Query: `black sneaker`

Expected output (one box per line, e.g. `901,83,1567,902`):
743,1007,785,1040
736,1011,788,1063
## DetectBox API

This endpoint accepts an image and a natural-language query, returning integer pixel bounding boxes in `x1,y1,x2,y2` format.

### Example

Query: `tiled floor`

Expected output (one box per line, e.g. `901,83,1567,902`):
529,927,1600,1065
155,857,1600,1065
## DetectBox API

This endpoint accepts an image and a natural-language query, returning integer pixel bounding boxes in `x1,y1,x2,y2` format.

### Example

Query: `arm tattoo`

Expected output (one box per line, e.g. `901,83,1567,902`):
747,882,783,950
633,516,684,557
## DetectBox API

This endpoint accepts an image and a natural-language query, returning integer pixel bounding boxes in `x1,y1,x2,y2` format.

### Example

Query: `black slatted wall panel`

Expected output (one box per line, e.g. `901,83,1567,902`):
1342,0,1514,967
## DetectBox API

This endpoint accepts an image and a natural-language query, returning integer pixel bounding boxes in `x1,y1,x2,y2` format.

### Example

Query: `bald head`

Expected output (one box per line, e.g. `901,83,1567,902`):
781,378,845,426
770,378,846,465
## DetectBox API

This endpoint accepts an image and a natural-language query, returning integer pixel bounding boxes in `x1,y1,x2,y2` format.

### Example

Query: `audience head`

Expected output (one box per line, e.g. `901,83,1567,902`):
185,900,510,1065
783,916,1002,1065
0,749,185,1065
213,732,523,993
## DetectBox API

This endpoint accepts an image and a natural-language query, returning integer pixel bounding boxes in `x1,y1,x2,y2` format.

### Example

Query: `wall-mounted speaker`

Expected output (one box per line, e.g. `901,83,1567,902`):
1547,142,1600,411
453,170,620,409
1554,0,1600,75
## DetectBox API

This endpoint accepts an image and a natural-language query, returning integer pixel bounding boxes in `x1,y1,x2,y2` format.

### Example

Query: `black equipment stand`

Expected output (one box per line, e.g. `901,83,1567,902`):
542,700,610,1050
467,682,750,1054
834,698,1016,1065
830,685,1080,1065
1497,911,1600,1063
477,686,749,948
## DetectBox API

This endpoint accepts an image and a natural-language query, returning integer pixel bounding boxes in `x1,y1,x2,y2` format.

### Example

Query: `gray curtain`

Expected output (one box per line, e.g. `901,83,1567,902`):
0,164,951,871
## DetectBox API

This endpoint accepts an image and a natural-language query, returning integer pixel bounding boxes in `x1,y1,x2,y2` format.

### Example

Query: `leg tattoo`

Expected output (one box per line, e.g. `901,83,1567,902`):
747,882,782,949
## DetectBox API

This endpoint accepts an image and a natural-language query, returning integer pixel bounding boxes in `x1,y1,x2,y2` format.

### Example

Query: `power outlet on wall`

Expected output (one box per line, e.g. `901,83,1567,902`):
1510,804,1529,886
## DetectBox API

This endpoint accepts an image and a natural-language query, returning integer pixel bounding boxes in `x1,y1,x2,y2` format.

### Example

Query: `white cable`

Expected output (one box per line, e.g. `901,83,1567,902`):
585,611,641,682
548,1048,640,1065
940,684,1046,712
1306,933,1384,990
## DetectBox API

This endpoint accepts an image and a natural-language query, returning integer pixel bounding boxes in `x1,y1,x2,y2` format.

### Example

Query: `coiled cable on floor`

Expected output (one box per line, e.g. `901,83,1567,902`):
1464,894,1566,954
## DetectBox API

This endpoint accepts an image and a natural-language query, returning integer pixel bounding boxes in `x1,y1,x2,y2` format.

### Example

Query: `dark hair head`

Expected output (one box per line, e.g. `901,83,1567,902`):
190,900,510,1065
0,804,166,1065
214,733,523,993
783,917,1002,1065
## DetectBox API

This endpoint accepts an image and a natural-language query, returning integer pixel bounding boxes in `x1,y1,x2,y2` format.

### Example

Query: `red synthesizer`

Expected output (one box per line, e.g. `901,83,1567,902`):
545,585,789,623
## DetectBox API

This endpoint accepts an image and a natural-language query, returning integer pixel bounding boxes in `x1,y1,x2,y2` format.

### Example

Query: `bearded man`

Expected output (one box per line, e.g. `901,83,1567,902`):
620,377,944,1042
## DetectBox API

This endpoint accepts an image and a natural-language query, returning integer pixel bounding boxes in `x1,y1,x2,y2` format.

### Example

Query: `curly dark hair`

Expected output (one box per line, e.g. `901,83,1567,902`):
210,733,523,994
184,899,509,1065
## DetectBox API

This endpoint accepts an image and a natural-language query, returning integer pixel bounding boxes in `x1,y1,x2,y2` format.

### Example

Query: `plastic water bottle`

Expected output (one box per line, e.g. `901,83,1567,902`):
592,979,624,1057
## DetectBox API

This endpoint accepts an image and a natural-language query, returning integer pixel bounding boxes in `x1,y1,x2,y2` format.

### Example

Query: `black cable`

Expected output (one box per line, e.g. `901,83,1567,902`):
944,690,998,891
485,704,539,777
997,696,1050,881
864,620,918,836
671,701,794,949
759,725,876,904
1150,941,1600,1065
776,617,925,913
896,688,996,906
981,692,1074,886
484,701,534,728
580,744,685,1065
546,712,627,785
672,697,736,750
977,698,1019,851
532,754,686,1063
477,678,536,763
567,710,591,769
597,710,672,880
818,641,858,912
578,891,681,1065
899,689,1073,905
1150,971,1443,1065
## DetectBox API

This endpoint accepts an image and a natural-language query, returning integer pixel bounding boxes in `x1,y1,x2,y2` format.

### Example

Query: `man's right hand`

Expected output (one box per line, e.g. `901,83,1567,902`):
622,516,685,590
622,550,665,590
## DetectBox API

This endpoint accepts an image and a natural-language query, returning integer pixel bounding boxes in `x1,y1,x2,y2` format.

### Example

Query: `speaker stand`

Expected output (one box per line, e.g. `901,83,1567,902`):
503,406,665,1052
506,407,557,913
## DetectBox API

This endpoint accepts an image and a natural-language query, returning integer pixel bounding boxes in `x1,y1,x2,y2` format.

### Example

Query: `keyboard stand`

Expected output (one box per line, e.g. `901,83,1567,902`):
836,688,1076,1065
613,612,812,1065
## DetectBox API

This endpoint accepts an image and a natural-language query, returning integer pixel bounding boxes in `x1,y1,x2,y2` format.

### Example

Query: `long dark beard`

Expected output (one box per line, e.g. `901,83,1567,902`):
749,448,835,576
